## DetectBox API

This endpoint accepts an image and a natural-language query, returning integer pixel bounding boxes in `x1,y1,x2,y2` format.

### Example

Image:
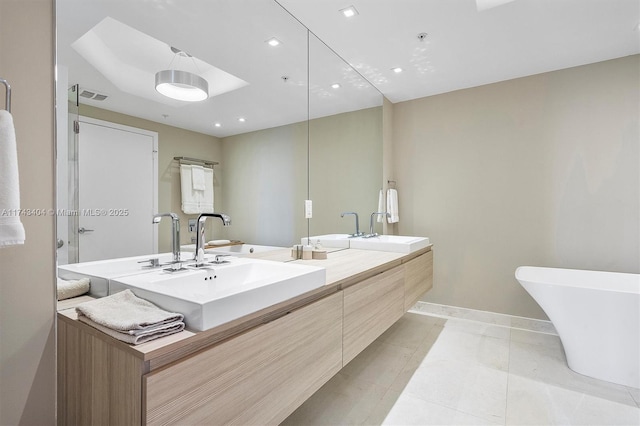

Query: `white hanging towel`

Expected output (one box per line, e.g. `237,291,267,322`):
180,164,214,214
387,188,399,223
201,167,214,213
180,165,200,214
0,110,25,246
191,165,206,191
377,189,385,222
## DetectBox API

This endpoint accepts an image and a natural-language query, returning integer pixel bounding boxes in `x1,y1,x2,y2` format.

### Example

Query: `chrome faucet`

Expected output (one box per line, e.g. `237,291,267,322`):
152,212,181,263
194,213,231,266
366,212,389,238
341,211,364,237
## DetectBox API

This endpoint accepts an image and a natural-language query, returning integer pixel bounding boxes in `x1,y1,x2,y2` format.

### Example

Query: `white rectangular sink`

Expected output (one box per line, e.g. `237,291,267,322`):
110,258,326,331
301,234,351,249
57,252,196,297
349,235,430,254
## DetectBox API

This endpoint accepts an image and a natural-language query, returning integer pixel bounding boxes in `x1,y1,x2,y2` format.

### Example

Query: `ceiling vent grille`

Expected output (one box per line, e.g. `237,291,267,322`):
79,89,108,101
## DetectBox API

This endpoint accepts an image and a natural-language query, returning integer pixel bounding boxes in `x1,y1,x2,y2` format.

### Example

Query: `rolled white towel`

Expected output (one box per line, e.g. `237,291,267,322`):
207,239,231,246
57,277,91,301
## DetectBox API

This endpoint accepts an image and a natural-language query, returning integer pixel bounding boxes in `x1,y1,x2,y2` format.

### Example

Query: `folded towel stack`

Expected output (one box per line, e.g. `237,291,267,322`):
75,289,185,345
57,277,91,301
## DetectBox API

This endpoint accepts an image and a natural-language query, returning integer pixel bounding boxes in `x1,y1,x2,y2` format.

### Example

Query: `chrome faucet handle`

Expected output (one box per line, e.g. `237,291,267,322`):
162,261,186,273
210,254,231,264
138,258,160,268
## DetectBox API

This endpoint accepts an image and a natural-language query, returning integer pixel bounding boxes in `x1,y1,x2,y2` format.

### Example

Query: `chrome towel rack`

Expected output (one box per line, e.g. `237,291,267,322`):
174,156,219,169
1,78,11,112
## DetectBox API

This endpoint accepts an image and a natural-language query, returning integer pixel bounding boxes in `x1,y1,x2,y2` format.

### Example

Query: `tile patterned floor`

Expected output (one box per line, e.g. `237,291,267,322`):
282,306,640,426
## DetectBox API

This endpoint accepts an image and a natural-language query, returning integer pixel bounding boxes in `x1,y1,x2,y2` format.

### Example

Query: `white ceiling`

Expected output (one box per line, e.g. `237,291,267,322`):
57,0,640,138
278,0,640,103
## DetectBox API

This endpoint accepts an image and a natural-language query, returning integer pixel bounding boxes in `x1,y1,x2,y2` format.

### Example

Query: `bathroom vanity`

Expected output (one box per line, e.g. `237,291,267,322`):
57,246,433,425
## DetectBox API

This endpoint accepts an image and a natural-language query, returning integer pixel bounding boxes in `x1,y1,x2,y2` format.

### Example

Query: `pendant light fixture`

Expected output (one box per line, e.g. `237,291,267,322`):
155,47,209,102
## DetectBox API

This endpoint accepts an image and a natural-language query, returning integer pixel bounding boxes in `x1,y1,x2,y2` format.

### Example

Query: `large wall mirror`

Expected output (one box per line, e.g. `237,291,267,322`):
56,0,382,265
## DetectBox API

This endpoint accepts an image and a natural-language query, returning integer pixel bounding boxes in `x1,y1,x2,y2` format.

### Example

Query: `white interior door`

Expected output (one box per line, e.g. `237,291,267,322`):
78,117,157,262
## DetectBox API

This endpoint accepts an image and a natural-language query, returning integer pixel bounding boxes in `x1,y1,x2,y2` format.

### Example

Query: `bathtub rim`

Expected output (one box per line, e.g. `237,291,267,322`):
515,266,639,295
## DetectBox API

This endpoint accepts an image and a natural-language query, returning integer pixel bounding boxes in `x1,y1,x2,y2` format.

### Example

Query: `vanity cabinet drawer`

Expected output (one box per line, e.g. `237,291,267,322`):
404,250,433,311
342,266,405,366
143,291,343,426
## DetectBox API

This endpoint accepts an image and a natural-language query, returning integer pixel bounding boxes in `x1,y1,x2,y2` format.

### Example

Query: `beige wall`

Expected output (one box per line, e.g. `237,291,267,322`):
309,107,383,238
0,0,56,424
221,121,309,246
79,105,222,251
393,55,640,319
382,97,397,236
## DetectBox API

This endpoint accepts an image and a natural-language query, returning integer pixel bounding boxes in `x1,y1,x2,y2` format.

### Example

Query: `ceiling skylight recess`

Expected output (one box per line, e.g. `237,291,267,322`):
72,17,249,106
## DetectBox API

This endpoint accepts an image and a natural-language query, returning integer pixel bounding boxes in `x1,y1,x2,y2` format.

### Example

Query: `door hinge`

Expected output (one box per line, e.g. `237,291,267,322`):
73,120,80,134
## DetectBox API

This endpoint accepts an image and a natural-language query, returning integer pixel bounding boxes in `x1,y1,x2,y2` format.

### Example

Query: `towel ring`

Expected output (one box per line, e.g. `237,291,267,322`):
1,78,11,112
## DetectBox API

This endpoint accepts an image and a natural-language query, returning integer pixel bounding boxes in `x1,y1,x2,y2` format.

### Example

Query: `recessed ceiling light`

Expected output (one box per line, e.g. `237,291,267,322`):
214,122,221,128
331,83,341,89
266,37,281,47
340,6,359,18
392,67,403,73
238,117,246,123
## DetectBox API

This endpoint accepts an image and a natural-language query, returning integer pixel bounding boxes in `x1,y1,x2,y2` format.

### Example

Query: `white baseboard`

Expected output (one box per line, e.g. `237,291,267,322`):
409,301,557,335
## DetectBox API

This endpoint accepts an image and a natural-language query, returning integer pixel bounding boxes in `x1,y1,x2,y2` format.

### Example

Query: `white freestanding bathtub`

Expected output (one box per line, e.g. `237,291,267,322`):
516,266,640,388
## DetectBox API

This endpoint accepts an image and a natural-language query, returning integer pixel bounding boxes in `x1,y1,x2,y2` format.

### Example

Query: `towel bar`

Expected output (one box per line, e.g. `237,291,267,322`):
1,78,11,112
174,156,218,168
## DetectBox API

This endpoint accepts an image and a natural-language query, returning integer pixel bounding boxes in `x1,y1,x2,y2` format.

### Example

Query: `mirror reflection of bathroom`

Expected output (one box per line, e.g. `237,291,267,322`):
308,32,383,238
55,0,383,265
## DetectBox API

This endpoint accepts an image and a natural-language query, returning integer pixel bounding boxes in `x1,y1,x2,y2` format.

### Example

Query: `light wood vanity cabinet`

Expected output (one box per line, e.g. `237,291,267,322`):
143,292,343,425
343,266,405,365
57,247,433,425
58,319,146,425
404,249,433,310
342,249,433,365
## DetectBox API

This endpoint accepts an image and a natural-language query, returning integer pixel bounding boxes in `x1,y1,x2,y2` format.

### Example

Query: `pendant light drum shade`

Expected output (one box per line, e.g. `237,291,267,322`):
155,69,209,102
